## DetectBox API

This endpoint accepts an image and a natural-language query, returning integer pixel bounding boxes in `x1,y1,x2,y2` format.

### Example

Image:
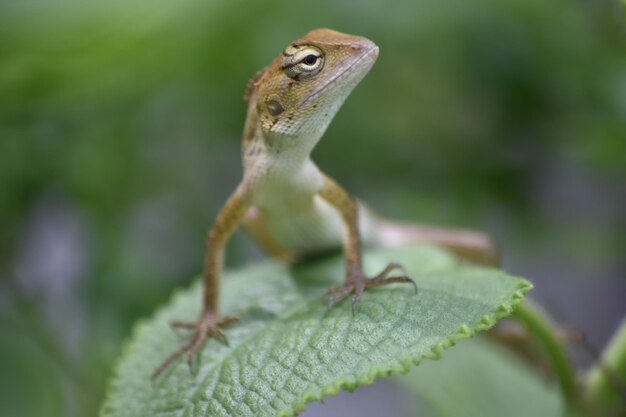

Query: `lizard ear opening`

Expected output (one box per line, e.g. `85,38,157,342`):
266,100,284,116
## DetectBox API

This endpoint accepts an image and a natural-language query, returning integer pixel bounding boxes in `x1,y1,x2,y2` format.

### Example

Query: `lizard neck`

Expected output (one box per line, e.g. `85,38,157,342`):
240,112,326,208
242,109,324,182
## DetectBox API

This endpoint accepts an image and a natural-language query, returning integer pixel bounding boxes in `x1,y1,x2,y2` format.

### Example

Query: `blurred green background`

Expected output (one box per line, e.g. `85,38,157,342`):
1,0,625,416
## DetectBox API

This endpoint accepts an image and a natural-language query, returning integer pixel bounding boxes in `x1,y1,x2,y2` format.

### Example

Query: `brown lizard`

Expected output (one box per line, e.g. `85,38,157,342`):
153,28,497,379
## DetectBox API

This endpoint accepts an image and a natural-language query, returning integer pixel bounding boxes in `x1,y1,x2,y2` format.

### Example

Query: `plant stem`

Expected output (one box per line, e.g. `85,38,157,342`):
512,303,577,404
585,317,626,408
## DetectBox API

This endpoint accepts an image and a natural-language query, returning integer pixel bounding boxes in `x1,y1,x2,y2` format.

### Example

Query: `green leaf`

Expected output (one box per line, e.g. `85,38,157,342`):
101,244,531,417
397,336,563,417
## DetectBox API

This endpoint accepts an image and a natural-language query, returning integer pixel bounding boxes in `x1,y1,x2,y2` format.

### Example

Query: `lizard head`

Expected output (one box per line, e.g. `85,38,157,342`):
249,29,379,140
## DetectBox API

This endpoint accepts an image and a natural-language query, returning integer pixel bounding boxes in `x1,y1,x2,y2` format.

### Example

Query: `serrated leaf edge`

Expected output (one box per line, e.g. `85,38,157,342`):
101,271,533,417
275,281,533,417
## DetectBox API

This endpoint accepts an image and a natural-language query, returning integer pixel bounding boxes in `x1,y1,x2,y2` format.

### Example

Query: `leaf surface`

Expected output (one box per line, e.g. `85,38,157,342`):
101,244,531,417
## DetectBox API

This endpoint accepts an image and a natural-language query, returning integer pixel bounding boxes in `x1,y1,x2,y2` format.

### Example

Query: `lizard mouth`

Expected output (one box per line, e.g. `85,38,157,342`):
300,44,379,107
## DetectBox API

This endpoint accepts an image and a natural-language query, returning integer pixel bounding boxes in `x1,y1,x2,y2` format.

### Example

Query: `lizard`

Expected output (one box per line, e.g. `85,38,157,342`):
153,28,497,379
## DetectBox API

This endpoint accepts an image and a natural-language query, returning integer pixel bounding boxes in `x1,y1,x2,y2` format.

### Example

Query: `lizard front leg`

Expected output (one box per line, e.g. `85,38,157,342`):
319,174,417,309
152,186,249,379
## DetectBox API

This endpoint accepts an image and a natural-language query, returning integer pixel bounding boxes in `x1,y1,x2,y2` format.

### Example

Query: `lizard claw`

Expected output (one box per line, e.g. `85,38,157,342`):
152,312,239,381
325,261,417,311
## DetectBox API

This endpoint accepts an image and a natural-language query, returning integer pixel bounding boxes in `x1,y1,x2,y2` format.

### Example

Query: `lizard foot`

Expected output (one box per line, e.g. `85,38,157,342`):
152,312,239,380
326,262,417,313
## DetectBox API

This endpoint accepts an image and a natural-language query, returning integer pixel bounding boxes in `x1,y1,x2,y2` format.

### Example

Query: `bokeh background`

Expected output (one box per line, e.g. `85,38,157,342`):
1,0,625,416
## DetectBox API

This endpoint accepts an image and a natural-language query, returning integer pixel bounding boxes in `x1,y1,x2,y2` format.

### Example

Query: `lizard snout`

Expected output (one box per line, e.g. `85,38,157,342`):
351,38,379,61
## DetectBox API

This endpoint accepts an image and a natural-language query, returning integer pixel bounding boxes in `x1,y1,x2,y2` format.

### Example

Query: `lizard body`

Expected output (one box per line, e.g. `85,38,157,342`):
240,30,377,257
154,29,496,378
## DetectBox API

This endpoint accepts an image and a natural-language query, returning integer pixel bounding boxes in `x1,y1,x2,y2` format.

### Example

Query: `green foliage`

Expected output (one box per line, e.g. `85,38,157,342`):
585,319,626,411
398,337,562,417
101,245,531,417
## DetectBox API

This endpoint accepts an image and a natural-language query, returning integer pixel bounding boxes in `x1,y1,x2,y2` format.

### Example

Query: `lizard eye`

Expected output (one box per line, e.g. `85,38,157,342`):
282,46,324,80
302,54,319,66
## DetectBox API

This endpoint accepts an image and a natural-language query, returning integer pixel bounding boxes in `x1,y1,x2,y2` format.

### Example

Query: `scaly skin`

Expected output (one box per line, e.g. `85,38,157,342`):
153,29,497,379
